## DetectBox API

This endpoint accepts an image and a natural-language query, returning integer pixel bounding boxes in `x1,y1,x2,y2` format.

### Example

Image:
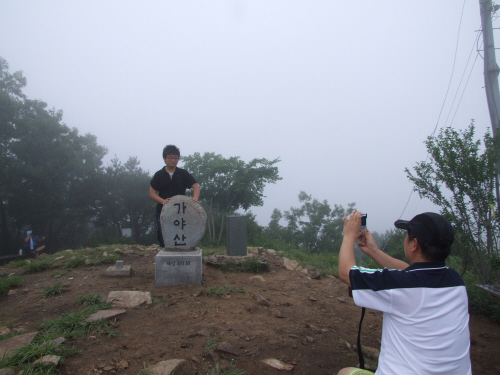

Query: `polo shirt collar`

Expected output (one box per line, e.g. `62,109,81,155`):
405,261,446,271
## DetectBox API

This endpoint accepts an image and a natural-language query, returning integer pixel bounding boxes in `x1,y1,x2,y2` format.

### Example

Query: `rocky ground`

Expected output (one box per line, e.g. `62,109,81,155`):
1,245,499,375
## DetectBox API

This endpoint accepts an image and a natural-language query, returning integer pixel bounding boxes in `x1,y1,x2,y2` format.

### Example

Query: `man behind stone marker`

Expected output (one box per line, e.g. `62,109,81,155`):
337,211,471,375
149,145,200,248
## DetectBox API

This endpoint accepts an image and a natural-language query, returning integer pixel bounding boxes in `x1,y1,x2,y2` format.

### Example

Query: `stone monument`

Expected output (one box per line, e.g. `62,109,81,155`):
155,195,207,286
226,215,247,256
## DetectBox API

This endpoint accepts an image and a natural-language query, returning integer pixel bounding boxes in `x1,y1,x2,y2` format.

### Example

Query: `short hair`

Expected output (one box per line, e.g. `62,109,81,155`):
162,145,180,159
408,229,451,262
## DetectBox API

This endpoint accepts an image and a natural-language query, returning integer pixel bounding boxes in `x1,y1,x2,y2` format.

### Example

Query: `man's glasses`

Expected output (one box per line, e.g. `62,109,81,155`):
166,156,179,160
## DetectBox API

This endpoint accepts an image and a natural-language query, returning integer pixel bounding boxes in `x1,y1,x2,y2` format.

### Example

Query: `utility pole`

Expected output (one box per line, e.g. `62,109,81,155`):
479,0,500,212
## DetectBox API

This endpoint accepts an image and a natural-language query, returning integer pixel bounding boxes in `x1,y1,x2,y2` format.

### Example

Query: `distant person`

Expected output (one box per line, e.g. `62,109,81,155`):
337,211,471,375
149,144,200,248
23,230,46,258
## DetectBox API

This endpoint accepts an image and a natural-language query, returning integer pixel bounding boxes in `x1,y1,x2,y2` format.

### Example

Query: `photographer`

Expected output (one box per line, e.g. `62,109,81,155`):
337,211,471,375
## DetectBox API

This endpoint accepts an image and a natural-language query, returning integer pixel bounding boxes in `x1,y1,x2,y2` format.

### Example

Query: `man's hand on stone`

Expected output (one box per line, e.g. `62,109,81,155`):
191,197,199,203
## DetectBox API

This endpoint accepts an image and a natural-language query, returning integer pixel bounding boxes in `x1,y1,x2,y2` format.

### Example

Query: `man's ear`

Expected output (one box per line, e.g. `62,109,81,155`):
410,237,421,254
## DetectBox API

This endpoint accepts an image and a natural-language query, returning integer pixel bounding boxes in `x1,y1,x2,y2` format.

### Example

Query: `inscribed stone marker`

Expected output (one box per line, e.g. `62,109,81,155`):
160,195,207,250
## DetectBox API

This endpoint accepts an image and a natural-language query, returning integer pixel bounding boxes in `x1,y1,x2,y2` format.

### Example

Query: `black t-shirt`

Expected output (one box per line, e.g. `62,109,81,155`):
150,167,197,213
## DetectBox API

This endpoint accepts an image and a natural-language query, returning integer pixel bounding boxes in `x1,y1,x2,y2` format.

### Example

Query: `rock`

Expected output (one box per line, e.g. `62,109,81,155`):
85,309,126,322
272,310,285,318
0,326,11,336
151,359,186,375
85,259,92,265
250,275,266,282
114,249,124,254
282,258,299,270
33,355,60,366
191,356,201,364
266,249,276,256
103,252,108,257
310,271,321,279
0,368,16,375
7,290,17,296
254,293,270,306
247,247,259,254
215,342,241,356
308,296,317,302
261,358,294,371
0,331,38,358
337,297,346,303
106,291,152,308
54,256,64,261
308,324,322,333
102,365,115,371
118,359,129,369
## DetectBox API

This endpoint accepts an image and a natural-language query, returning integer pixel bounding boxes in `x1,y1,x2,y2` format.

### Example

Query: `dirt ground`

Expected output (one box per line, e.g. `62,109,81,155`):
1,247,499,375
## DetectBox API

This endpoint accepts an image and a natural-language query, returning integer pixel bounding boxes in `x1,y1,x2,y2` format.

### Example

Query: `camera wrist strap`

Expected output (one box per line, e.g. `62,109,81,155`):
357,307,366,369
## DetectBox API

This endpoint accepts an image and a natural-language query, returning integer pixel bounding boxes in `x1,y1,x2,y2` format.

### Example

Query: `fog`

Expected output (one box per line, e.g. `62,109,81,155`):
0,1,495,233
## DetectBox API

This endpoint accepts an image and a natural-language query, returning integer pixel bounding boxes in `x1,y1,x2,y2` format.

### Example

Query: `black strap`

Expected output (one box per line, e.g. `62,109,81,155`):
357,307,366,369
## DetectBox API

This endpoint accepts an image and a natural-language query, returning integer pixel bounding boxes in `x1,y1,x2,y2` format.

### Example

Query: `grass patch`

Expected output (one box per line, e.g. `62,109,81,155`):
75,292,103,306
23,258,54,274
151,294,165,304
50,270,67,277
41,281,63,297
4,259,28,268
205,285,244,297
241,258,269,273
0,274,24,294
205,363,245,375
0,337,81,374
39,304,116,340
63,255,87,269
202,337,218,355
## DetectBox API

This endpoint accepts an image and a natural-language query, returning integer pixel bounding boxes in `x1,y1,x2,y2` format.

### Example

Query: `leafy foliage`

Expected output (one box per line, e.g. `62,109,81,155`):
275,191,355,253
182,152,281,245
406,122,500,283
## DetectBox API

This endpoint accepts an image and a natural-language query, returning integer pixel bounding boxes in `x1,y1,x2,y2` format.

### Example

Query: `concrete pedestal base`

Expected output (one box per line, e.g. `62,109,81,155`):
155,248,202,287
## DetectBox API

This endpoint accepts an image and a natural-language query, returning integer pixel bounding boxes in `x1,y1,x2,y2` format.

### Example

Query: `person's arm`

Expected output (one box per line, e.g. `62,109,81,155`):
358,229,409,270
24,234,30,242
149,186,169,205
338,210,362,287
191,183,200,202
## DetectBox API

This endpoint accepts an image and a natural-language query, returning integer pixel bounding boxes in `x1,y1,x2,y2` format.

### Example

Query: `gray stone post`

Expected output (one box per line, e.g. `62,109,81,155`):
226,215,247,256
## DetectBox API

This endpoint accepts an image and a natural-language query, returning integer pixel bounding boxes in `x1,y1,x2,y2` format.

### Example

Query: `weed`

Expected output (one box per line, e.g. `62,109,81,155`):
0,274,24,294
137,363,155,374
64,256,87,269
24,258,53,274
241,258,269,273
202,337,218,355
151,294,165,304
205,285,244,297
50,269,68,277
204,363,245,375
4,259,27,268
41,281,63,297
205,285,230,297
39,304,115,339
75,292,103,306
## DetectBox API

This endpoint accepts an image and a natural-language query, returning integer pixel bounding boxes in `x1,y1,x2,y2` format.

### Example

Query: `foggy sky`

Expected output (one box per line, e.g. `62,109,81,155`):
0,1,494,234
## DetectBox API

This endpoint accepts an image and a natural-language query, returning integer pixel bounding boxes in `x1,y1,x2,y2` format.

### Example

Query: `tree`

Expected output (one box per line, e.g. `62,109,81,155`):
93,156,155,244
0,57,108,253
282,191,356,253
182,152,281,245
406,122,500,283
